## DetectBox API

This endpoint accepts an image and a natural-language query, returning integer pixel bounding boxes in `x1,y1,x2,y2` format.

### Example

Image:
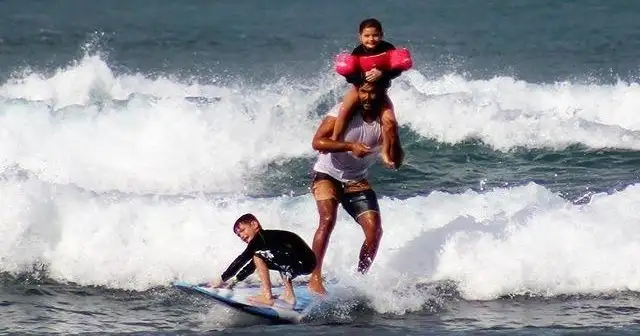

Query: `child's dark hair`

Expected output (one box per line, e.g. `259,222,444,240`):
359,18,383,34
233,213,258,232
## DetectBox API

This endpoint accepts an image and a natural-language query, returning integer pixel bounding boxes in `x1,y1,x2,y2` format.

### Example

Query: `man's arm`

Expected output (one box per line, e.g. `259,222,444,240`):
381,109,404,168
313,114,373,158
312,116,349,152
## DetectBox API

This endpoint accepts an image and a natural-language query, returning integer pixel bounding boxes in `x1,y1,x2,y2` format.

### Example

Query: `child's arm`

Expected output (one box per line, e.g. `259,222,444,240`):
367,47,413,84
331,86,359,141
213,242,256,288
387,48,412,80
336,51,365,86
370,42,403,82
234,260,257,283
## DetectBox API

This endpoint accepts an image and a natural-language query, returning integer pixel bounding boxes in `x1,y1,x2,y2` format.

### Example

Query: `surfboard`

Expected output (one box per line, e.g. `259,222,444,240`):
172,280,323,324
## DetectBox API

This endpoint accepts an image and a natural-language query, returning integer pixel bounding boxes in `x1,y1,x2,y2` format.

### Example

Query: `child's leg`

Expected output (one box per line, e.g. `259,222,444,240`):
383,94,397,122
381,94,400,168
247,256,275,306
279,272,296,306
331,86,359,140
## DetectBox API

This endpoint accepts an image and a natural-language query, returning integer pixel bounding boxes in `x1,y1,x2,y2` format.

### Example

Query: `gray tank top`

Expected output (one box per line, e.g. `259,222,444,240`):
313,104,382,182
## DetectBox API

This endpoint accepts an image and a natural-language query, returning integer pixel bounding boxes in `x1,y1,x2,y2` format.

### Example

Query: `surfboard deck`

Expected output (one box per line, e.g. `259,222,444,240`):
173,280,323,324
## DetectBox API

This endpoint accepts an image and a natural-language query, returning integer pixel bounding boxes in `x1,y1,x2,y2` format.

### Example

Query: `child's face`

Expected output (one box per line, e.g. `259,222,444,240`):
359,27,382,50
234,221,260,243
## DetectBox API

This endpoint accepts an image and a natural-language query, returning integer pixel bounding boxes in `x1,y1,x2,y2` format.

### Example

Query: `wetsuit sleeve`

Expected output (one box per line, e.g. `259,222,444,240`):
234,260,256,281
220,243,256,282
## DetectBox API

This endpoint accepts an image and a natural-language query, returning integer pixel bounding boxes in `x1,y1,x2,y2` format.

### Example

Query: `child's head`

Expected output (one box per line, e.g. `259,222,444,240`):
358,18,383,50
233,213,262,243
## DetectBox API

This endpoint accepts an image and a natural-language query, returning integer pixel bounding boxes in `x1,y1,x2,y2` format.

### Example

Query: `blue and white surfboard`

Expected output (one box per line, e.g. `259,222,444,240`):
173,280,324,324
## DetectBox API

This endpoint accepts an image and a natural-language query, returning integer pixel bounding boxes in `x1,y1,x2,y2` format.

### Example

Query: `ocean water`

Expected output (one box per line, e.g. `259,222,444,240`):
2,0,640,334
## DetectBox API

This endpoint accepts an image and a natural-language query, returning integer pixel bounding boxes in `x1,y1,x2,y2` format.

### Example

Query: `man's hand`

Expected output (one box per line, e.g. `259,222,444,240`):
349,143,372,158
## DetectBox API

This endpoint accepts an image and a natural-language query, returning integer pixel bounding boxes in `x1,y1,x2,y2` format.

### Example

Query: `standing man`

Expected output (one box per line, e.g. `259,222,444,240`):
307,81,403,295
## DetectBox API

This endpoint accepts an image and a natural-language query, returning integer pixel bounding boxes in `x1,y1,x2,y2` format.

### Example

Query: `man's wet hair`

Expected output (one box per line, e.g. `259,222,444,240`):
357,81,384,93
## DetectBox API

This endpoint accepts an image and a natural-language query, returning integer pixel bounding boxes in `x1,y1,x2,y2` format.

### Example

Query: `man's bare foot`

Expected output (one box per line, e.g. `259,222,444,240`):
247,294,274,306
307,278,327,295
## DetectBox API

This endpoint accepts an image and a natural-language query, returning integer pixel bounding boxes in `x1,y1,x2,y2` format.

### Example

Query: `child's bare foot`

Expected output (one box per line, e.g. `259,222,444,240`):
381,152,396,169
281,291,296,306
247,294,274,306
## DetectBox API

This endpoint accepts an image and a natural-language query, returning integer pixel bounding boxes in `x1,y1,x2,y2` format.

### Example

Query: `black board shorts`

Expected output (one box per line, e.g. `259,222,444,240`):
311,171,380,220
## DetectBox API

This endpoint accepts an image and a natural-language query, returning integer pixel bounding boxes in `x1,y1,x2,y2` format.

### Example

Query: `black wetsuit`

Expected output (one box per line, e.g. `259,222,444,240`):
220,229,316,282
344,41,403,88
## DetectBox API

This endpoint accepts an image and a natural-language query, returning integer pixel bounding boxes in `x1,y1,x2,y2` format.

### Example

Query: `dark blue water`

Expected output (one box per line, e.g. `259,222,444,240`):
2,0,640,334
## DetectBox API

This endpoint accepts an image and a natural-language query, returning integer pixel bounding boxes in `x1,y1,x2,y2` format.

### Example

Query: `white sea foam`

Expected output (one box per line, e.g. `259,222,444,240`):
2,55,640,316
1,177,639,314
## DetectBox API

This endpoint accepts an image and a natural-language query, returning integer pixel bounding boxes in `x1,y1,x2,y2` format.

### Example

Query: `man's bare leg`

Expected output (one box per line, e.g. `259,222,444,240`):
355,211,383,274
308,198,338,295
246,256,275,306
